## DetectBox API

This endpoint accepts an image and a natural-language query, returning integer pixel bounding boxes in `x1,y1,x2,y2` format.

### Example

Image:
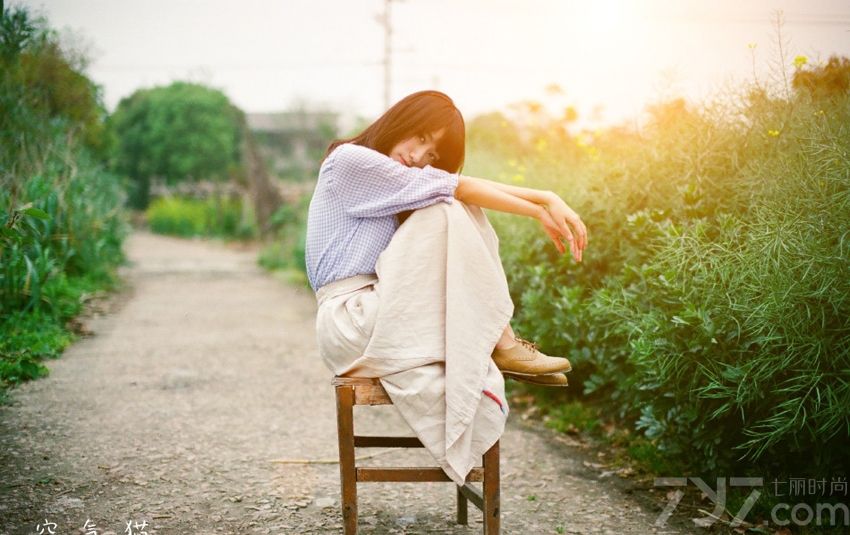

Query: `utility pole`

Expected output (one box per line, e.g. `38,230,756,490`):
378,0,395,110
375,0,411,110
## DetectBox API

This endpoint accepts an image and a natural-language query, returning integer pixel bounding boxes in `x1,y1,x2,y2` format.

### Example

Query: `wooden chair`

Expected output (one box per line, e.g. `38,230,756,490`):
333,376,500,534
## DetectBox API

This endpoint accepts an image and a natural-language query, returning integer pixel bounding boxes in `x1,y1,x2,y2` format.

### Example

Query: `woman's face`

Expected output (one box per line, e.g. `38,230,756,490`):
389,128,446,168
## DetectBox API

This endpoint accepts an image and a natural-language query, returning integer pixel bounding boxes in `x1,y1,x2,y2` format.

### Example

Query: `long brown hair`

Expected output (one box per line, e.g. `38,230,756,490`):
325,90,465,173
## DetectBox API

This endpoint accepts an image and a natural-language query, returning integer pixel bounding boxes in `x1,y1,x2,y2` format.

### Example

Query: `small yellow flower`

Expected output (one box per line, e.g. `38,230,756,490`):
793,55,808,68
768,129,780,137
535,138,548,153
747,42,757,50
511,173,525,184
584,146,600,161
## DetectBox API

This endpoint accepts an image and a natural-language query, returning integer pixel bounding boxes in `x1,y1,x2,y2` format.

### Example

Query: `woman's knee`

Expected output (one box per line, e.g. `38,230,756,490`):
400,200,495,242
400,201,451,230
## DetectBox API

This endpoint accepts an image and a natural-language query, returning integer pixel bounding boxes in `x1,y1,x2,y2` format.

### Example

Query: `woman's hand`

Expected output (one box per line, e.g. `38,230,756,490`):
537,193,587,262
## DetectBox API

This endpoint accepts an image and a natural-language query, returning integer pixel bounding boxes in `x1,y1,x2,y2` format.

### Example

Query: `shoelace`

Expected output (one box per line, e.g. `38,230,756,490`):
514,336,539,352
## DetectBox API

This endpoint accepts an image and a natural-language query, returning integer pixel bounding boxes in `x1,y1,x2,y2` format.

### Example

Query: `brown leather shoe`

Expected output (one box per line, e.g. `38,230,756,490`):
491,337,572,376
504,371,569,387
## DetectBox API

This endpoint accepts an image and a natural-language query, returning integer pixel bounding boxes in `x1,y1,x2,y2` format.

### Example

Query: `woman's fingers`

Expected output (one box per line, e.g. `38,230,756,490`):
543,222,565,254
556,214,584,262
541,201,585,261
550,196,588,252
555,222,581,262
539,211,565,255
554,235,566,254
570,231,581,262
548,201,585,252
565,213,586,252
578,218,588,251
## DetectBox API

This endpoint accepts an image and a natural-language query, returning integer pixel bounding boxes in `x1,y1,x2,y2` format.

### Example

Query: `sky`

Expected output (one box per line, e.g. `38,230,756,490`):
19,0,850,129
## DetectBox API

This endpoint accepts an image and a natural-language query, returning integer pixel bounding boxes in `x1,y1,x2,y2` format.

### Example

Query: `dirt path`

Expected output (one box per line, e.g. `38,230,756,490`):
0,231,688,534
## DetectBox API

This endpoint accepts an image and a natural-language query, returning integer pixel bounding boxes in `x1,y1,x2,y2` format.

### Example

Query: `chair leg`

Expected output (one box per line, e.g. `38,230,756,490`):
483,441,500,534
336,385,358,534
456,485,468,525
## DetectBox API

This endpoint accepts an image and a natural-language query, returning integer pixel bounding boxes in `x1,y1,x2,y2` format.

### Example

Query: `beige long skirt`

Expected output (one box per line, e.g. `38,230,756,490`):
315,200,514,485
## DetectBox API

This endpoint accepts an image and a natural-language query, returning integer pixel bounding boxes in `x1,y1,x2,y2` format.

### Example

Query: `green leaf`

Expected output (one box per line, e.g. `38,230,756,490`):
671,315,689,326
0,226,21,239
18,359,47,380
23,207,49,220
720,365,744,382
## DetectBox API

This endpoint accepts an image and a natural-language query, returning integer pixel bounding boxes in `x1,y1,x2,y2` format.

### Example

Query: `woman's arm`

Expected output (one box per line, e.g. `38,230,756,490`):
454,174,548,220
455,174,587,262
459,175,554,207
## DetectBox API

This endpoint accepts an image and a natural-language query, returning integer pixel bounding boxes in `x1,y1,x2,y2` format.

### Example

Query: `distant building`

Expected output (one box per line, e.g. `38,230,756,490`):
246,110,339,180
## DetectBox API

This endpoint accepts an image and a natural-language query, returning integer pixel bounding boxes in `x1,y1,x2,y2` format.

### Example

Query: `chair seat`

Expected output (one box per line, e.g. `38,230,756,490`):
332,376,392,405
331,377,382,386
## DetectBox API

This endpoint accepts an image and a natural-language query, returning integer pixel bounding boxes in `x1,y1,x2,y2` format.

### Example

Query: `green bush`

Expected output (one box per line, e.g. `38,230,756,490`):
145,196,256,239
471,78,850,479
1,6,128,390
0,5,106,164
1,147,128,391
257,195,310,285
594,98,850,470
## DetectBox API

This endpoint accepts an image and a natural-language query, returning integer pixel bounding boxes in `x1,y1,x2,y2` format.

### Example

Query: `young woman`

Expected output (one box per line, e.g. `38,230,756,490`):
307,89,587,378
305,90,587,484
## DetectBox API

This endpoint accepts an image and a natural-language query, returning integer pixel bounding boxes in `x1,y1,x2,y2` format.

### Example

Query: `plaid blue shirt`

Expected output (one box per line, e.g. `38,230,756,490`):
305,143,459,292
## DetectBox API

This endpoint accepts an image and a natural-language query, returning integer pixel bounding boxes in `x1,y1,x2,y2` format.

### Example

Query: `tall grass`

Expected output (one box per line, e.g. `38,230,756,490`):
472,81,850,481
1,6,128,390
1,135,129,387
257,195,310,286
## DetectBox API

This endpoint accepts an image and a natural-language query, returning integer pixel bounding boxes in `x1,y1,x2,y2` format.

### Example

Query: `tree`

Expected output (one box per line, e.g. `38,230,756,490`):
1,4,106,169
108,81,242,208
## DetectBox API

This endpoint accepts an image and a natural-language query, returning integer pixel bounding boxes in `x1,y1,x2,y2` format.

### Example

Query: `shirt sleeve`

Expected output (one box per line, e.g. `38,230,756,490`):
325,144,458,218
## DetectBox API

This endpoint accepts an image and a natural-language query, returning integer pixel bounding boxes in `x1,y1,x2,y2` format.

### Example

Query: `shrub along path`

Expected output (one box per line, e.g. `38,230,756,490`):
0,231,689,534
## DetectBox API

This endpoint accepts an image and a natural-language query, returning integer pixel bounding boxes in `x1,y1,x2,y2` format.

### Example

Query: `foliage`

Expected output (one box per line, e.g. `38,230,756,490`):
465,112,522,158
145,196,256,240
470,66,850,480
1,5,127,390
1,5,106,168
0,311,70,384
793,55,850,100
257,195,310,287
107,81,243,208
